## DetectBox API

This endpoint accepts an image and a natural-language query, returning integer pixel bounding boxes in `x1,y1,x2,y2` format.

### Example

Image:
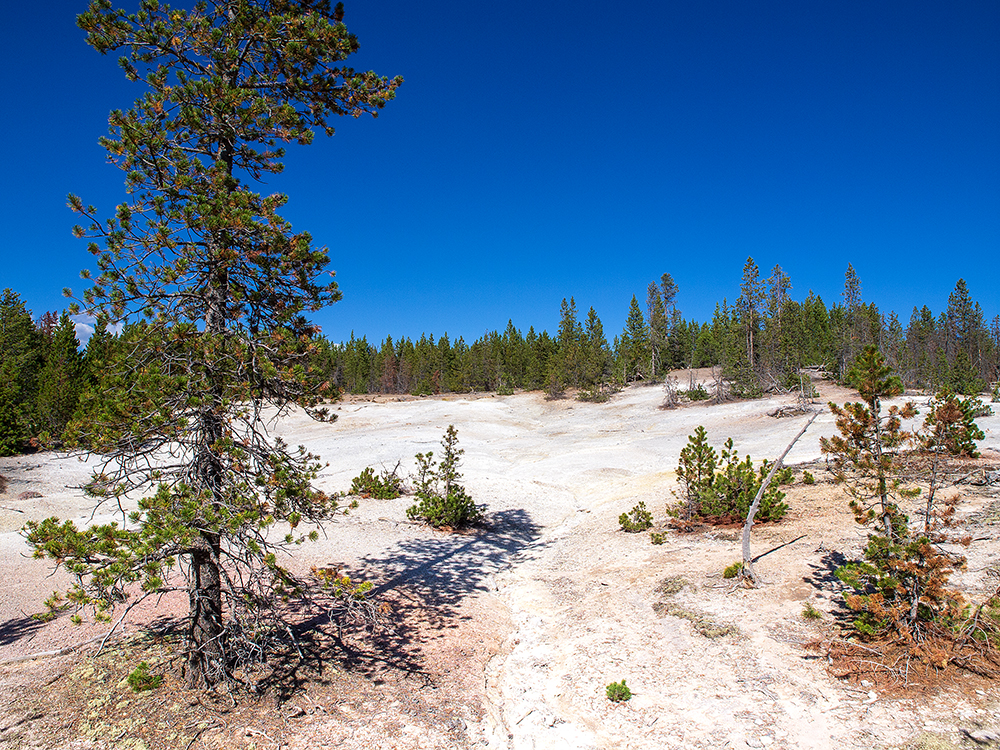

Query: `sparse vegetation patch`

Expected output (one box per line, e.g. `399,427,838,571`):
619,501,653,532
407,426,483,528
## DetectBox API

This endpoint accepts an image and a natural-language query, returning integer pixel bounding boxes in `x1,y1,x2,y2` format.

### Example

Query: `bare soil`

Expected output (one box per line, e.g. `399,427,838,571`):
2,373,1000,750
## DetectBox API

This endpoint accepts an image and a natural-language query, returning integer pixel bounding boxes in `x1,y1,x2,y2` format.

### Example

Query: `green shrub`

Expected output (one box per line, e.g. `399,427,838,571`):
802,601,823,620
677,433,789,522
681,385,709,401
923,390,988,458
406,426,482,528
127,662,163,692
802,470,815,485
722,562,742,579
774,466,795,485
619,501,653,532
577,386,610,403
350,464,404,499
605,679,631,702
650,531,666,545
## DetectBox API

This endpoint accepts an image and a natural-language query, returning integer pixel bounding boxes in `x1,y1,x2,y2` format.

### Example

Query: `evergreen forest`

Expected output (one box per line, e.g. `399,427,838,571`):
2,261,998,456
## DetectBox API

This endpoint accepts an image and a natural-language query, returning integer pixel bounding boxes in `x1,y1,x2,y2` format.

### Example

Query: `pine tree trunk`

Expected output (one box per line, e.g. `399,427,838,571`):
187,243,231,686
187,534,224,687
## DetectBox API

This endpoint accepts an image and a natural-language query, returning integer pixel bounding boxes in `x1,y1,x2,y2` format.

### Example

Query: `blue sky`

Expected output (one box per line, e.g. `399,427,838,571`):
2,0,997,344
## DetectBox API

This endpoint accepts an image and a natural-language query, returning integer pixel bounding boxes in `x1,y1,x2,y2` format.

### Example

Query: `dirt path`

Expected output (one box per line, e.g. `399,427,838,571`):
2,379,1000,749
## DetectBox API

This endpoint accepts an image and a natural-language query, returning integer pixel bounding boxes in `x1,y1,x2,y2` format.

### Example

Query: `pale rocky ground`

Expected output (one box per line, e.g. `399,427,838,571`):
2,373,1000,749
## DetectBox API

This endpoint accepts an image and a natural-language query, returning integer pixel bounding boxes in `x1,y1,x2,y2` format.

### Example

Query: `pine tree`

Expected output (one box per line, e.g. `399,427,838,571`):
839,263,865,377
944,279,987,394
762,264,791,376
36,313,84,442
737,257,763,377
0,289,44,451
551,298,584,389
81,318,115,388
617,295,650,382
821,346,916,544
582,306,610,389
379,335,398,393
500,320,525,390
27,0,400,687
822,346,969,646
647,281,666,378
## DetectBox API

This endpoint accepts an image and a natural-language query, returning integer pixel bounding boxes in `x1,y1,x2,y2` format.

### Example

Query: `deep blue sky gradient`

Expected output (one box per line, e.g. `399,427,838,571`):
2,0,997,344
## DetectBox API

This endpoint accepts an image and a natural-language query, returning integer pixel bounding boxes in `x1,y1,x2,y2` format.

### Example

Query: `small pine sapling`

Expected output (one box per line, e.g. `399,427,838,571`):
619,501,653,532
605,679,632,702
675,426,717,520
801,602,823,620
350,463,404,499
406,426,482,528
127,662,164,692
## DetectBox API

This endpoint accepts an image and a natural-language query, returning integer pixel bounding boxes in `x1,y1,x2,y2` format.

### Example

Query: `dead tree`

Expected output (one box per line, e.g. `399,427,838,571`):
740,412,819,585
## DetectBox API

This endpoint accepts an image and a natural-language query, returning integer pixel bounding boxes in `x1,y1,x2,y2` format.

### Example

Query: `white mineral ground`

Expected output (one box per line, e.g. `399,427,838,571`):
2,370,999,749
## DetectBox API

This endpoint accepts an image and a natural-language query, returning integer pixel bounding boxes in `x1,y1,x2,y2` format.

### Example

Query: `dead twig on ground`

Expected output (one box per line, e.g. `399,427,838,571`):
0,633,107,666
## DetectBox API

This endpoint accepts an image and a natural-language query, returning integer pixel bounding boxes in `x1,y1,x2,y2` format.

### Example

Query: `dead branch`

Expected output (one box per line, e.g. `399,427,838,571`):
741,412,819,586
0,633,107,666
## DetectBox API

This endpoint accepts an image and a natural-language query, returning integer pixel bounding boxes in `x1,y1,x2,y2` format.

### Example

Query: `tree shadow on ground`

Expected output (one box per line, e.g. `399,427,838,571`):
263,507,546,700
0,614,45,648
46,509,545,702
803,549,849,589
802,549,856,622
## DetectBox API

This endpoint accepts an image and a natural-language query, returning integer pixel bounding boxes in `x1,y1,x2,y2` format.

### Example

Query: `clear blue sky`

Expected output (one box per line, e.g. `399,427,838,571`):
2,0,997,344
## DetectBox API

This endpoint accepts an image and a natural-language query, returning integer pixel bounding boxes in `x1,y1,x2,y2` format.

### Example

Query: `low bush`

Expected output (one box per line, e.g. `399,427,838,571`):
675,429,789,523
406,426,483,528
619,501,653,532
681,385,709,401
577,386,611,403
605,679,632,702
350,464,404,499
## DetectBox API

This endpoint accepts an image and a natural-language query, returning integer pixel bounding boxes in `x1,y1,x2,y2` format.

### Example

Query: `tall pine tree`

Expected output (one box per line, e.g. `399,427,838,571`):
28,0,400,687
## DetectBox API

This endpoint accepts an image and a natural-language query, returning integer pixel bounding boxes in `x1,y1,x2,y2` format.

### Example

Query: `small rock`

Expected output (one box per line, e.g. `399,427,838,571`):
17,491,42,501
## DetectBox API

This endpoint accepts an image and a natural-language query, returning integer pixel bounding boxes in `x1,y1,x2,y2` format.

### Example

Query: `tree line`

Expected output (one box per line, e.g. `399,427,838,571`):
2,263,996,456
314,262,999,400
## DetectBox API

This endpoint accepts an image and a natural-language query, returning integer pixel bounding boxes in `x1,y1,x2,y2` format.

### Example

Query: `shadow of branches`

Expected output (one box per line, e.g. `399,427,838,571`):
0,614,45,648
802,549,855,623
262,508,545,700
345,509,543,677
